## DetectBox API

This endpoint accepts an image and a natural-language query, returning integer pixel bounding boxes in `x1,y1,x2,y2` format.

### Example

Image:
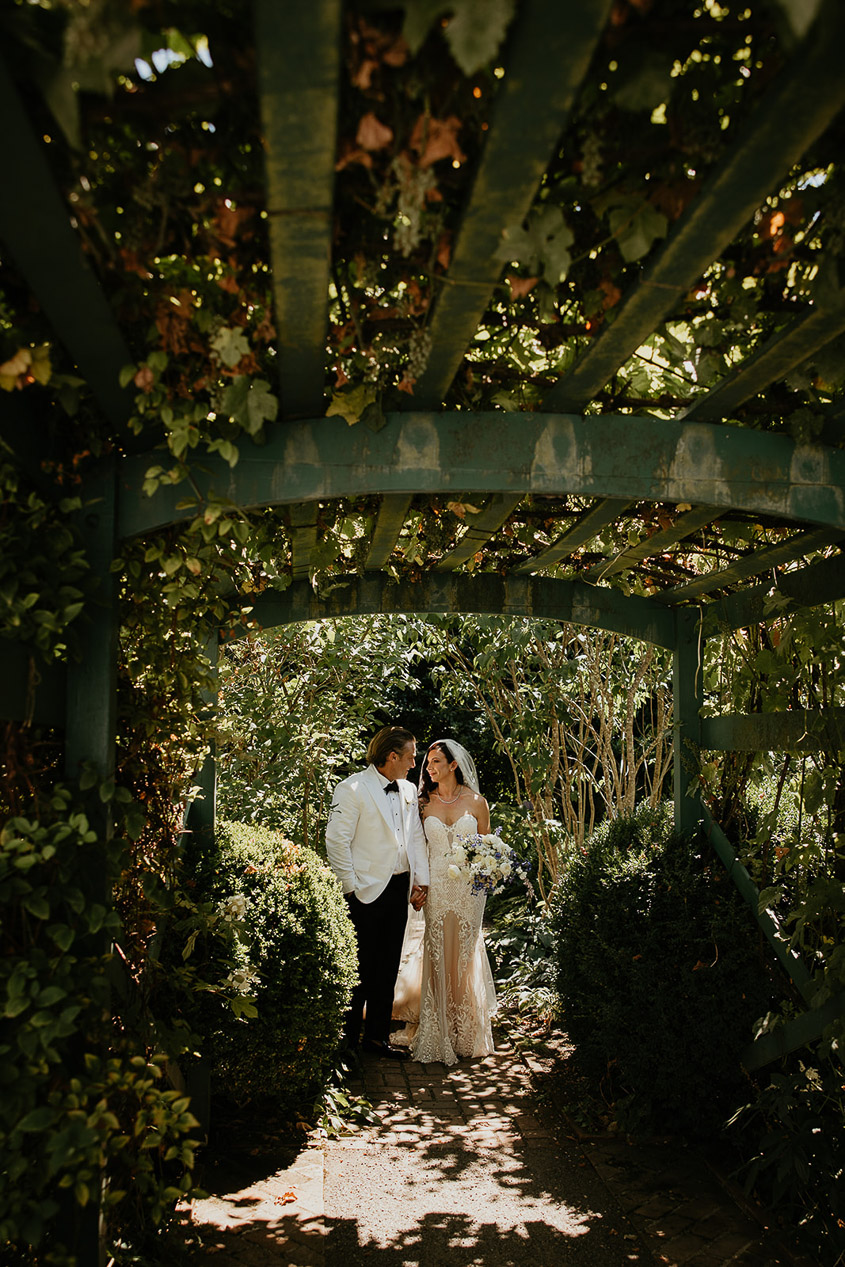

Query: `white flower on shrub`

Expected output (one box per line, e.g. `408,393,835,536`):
226,964,260,994
220,893,247,921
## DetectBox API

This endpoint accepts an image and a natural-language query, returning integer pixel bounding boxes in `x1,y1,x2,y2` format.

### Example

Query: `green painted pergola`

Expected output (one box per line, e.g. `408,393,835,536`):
3,0,845,1116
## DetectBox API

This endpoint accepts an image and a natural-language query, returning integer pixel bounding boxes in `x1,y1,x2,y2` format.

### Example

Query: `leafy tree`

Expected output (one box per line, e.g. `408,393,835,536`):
217,618,425,844
429,616,674,895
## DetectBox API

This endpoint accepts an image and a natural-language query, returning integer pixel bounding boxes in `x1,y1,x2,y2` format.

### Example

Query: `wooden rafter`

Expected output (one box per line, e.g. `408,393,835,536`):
256,0,342,418
288,502,319,581
365,494,414,568
681,290,845,423
410,0,613,408
435,494,524,570
514,497,631,574
541,2,845,414
0,56,132,427
704,551,845,633
660,529,843,604
582,505,718,583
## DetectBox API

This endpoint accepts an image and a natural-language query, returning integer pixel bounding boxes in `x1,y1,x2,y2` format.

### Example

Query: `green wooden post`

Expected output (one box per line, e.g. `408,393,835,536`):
62,457,118,1267
188,632,218,857
673,608,703,835
179,631,218,1141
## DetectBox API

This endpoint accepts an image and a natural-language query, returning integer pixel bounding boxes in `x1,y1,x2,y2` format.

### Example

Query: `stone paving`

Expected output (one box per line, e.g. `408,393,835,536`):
179,1029,807,1267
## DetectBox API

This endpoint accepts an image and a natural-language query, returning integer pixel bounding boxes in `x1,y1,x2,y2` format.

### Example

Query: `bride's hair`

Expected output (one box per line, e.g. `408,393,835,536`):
419,741,465,803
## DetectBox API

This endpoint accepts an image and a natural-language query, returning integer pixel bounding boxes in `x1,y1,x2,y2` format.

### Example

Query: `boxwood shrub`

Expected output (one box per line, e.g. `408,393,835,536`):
189,819,356,1110
550,803,775,1136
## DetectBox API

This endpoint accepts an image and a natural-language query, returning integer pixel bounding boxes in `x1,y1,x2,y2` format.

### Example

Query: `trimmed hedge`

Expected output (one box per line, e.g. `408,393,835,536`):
550,803,775,1136
190,820,356,1110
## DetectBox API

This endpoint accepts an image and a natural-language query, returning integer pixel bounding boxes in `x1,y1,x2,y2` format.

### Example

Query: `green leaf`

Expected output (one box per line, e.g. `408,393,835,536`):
401,0,449,54
48,924,75,952
18,1106,57,1132
608,200,668,263
38,986,67,1006
23,894,50,920
444,0,516,74
220,376,278,434
496,207,573,283
326,383,379,426
211,326,249,368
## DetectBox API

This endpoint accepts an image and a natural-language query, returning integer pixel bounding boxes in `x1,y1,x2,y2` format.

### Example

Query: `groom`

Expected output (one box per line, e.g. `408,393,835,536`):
326,725,429,1059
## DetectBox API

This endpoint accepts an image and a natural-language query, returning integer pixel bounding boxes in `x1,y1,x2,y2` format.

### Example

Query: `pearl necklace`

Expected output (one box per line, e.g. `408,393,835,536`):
435,787,462,805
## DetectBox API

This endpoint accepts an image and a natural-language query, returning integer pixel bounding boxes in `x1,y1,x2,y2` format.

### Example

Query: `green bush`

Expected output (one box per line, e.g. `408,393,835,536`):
550,802,775,1136
189,820,357,1110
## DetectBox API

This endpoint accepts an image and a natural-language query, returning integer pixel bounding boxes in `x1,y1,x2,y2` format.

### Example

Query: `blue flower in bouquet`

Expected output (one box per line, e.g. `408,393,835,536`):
448,827,529,895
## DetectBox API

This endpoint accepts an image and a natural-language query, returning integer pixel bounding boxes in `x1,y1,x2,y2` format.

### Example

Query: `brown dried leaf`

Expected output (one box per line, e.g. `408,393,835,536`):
356,112,394,152
507,275,538,299
409,114,466,168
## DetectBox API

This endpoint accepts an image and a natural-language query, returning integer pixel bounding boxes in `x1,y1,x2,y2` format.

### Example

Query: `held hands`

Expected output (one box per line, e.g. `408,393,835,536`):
410,884,428,911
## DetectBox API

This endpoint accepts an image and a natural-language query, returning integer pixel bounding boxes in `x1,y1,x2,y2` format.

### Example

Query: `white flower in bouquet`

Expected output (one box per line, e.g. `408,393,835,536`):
449,827,529,896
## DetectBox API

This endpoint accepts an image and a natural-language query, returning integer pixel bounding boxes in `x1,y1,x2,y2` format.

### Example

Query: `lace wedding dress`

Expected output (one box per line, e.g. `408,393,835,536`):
392,812,496,1065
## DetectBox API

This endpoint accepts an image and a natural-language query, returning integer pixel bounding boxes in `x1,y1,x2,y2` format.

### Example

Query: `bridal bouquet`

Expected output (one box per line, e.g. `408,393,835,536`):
448,827,528,896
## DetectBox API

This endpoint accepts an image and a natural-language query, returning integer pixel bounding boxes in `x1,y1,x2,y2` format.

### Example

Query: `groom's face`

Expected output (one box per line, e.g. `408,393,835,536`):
386,740,417,782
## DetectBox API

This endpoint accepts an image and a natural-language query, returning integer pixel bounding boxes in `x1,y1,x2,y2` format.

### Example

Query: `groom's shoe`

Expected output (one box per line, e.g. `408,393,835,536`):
361,1038,410,1061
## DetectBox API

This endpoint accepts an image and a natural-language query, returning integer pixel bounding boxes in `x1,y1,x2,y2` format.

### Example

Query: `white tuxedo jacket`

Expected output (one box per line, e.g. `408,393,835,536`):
325,764,429,904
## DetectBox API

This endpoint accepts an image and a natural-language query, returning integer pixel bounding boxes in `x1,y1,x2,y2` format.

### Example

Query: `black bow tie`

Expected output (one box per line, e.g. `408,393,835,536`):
384,780,399,794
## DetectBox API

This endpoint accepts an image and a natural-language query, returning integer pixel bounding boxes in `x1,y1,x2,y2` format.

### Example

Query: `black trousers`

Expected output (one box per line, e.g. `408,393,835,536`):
343,872,410,1046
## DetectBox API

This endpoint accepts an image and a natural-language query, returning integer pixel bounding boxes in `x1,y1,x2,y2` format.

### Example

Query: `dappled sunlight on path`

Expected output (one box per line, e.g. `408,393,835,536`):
325,1046,628,1265
178,1027,806,1266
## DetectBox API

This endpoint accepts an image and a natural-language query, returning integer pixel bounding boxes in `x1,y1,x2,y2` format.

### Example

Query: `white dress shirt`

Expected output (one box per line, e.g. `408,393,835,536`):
375,769,410,874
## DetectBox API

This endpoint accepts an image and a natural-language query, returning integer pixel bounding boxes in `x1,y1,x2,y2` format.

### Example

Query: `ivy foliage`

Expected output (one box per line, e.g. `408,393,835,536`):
0,788,199,1260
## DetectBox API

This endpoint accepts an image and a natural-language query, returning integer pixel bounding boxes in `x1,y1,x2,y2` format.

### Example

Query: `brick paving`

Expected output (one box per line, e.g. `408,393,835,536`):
178,1027,807,1266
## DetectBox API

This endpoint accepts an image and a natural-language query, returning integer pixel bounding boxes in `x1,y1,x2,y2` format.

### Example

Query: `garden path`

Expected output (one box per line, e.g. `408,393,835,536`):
180,1026,807,1267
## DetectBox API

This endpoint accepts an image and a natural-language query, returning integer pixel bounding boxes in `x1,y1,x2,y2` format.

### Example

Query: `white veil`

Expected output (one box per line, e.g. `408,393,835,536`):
423,738,480,794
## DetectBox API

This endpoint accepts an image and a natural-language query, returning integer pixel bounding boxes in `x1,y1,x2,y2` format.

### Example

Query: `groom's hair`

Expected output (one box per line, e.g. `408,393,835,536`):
367,725,416,768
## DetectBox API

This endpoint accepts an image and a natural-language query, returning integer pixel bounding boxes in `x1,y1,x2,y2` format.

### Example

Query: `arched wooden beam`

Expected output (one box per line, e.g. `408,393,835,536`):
223,572,676,649
118,412,845,539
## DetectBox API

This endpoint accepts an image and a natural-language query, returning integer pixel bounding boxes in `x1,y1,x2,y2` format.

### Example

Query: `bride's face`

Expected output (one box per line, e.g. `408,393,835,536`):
427,747,457,786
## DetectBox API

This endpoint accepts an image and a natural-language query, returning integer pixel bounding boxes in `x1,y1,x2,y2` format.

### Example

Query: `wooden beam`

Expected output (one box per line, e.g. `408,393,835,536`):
681,292,845,423
583,504,717,583
660,528,843,604
515,498,631,574
700,806,814,1004
234,571,677,648
255,0,341,418
410,0,612,408
118,413,845,540
701,707,845,753
704,552,845,633
365,494,414,569
0,56,132,427
743,990,845,1071
436,494,523,571
673,609,702,835
541,1,845,414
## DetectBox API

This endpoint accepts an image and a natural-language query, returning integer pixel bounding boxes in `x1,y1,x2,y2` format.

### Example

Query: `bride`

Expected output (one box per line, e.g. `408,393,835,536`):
392,739,497,1064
